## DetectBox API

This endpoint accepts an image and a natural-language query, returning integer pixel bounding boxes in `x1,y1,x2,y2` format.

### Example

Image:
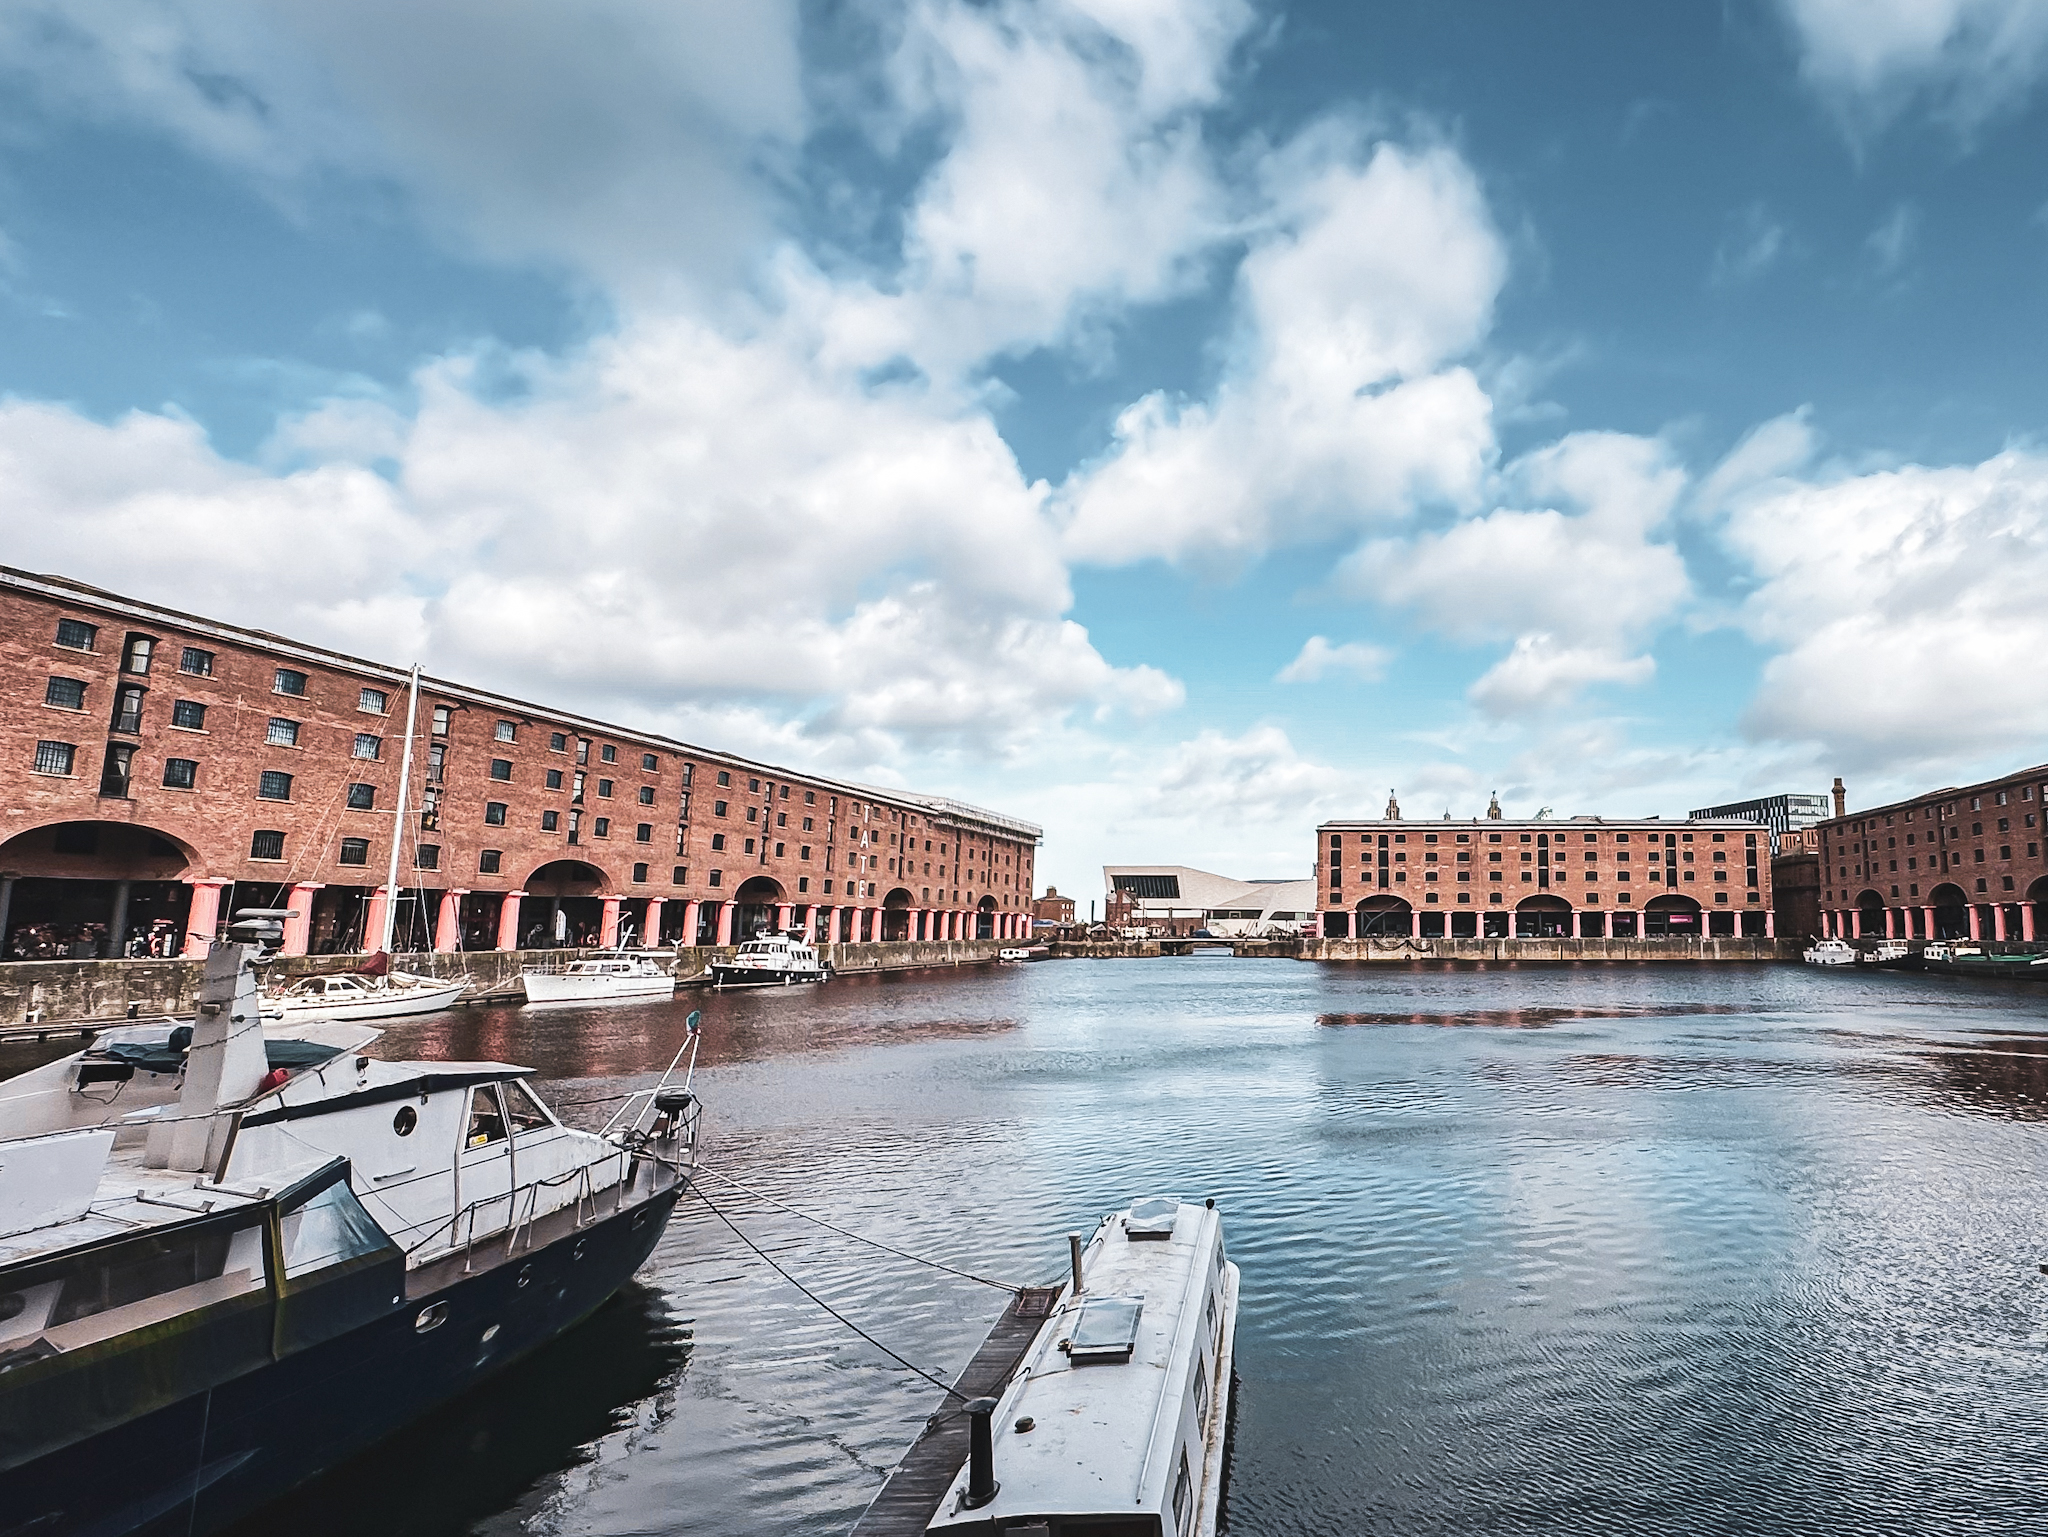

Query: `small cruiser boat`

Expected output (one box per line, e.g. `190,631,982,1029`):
1861,940,1912,965
709,932,831,989
0,910,700,1536
268,966,470,1022
1803,938,1858,966
922,1196,1239,1537
520,953,677,1005
997,947,1029,964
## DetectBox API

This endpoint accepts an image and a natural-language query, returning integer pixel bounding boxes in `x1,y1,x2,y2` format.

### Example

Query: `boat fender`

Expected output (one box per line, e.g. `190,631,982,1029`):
257,1066,290,1093
1014,1416,1035,1433
963,1397,1000,1509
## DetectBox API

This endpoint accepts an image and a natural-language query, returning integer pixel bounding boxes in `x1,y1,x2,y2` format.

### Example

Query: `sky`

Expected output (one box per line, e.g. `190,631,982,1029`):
4,0,2048,904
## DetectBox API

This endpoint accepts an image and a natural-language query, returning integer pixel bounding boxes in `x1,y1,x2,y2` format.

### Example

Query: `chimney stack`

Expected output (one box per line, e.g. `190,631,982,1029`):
1831,777,1845,819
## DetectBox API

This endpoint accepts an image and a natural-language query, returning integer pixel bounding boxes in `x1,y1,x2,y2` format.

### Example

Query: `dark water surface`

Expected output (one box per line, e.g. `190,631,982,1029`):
72,957,2048,1532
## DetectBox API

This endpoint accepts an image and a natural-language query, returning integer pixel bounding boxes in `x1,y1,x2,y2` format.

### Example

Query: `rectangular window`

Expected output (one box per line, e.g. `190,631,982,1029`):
110,684,145,734
594,817,610,837
120,635,154,675
250,829,286,861
179,646,213,675
45,676,86,709
775,842,785,857
54,618,97,651
98,742,135,797
546,768,564,790
804,790,815,805
273,668,306,696
258,770,294,800
576,739,589,764
432,704,452,736
636,823,652,843
597,779,614,798
673,865,687,884
709,870,722,886
746,806,758,822
346,782,375,810
162,757,198,789
638,785,655,805
171,699,206,730
415,844,440,870
267,717,299,747
541,810,560,831
800,845,812,860
632,862,649,883
715,800,728,816
485,801,508,826
354,687,387,715
339,837,371,866
494,720,517,743
352,733,381,760
717,770,731,787
601,744,617,763
711,833,726,851
489,758,512,781
478,849,502,874
639,752,658,772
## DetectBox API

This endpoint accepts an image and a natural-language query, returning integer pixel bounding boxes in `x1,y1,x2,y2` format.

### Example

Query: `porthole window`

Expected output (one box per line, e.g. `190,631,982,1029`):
393,1105,418,1136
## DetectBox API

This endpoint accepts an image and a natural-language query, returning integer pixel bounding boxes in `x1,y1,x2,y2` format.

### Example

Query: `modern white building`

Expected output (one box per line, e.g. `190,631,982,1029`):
1103,865,1316,937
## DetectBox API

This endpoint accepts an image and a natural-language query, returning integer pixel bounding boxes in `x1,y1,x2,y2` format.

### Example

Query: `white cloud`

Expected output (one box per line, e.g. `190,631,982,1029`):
1724,446,2048,770
1345,431,1689,717
1057,129,1506,565
0,0,806,296
1710,203,1787,287
1779,0,2048,135
1275,636,1391,684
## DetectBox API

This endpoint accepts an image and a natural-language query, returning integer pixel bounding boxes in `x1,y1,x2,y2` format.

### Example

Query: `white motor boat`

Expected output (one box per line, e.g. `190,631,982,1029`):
1803,938,1859,966
997,947,1029,964
1862,940,1911,964
708,932,831,988
920,1196,1239,1537
268,968,470,1022
520,953,677,1005
0,909,699,1536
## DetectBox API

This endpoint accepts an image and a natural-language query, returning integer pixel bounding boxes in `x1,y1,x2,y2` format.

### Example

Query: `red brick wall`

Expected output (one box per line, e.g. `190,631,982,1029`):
1813,769,2048,916
0,574,1038,923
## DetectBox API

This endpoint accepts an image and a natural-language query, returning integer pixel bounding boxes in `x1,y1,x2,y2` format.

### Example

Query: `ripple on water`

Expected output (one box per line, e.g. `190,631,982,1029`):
205,958,2048,1535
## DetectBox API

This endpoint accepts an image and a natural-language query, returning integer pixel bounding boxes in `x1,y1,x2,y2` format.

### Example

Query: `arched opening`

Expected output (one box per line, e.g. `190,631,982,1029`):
883,887,913,942
733,875,786,940
520,860,608,948
1642,894,1701,937
976,895,998,940
1514,895,1572,938
0,820,196,959
1354,895,1413,937
1929,883,1969,940
1855,888,1887,938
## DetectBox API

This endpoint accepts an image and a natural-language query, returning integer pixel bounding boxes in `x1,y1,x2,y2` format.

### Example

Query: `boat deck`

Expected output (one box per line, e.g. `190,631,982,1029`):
849,1285,1062,1537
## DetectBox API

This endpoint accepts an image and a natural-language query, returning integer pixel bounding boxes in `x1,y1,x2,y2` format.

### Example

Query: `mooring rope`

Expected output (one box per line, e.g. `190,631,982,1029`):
688,1181,971,1403
693,1161,1022,1293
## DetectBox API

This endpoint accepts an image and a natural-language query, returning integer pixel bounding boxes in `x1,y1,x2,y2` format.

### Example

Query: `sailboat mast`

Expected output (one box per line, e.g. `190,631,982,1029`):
381,663,421,953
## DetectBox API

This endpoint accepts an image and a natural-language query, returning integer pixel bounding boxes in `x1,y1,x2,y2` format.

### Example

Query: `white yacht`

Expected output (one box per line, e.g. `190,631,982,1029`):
1802,938,1859,966
1861,940,1912,964
520,953,677,1005
0,910,699,1536
268,968,470,1022
708,932,831,988
997,947,1029,964
923,1196,1239,1537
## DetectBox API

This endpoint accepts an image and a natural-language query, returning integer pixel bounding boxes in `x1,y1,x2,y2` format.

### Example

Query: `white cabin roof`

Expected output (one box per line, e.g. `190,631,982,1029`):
927,1199,1226,1531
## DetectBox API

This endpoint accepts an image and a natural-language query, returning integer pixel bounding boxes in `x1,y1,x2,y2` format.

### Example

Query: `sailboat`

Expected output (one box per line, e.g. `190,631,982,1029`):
264,664,471,1021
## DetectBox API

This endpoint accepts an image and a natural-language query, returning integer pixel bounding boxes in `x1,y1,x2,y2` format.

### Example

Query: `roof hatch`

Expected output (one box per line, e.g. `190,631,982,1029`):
1125,1196,1180,1240
1067,1295,1143,1363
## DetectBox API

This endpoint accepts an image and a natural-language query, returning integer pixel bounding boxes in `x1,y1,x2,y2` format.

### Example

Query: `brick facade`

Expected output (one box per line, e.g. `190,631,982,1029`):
1314,815,1776,938
1812,765,2048,941
0,569,1040,957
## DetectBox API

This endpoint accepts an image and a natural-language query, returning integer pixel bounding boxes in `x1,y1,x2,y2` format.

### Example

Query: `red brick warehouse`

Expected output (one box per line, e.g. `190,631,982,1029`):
0,569,1041,958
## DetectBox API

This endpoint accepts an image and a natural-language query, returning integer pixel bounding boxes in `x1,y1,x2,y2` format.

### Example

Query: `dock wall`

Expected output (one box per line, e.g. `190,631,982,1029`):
1303,936,1803,963
0,939,1009,1030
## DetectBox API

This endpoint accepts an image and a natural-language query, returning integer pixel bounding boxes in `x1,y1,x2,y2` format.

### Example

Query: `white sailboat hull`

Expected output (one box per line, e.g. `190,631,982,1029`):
520,971,678,1004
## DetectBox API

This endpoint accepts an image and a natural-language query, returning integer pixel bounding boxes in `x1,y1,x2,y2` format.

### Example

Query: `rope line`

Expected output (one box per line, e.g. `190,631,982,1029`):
688,1182,970,1404
693,1162,1021,1293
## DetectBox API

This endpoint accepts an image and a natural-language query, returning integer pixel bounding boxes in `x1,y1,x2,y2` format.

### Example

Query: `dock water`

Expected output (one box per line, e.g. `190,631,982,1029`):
850,1286,1061,1537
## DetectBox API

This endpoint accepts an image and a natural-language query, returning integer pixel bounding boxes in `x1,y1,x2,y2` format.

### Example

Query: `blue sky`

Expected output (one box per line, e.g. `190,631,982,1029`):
4,0,2048,899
